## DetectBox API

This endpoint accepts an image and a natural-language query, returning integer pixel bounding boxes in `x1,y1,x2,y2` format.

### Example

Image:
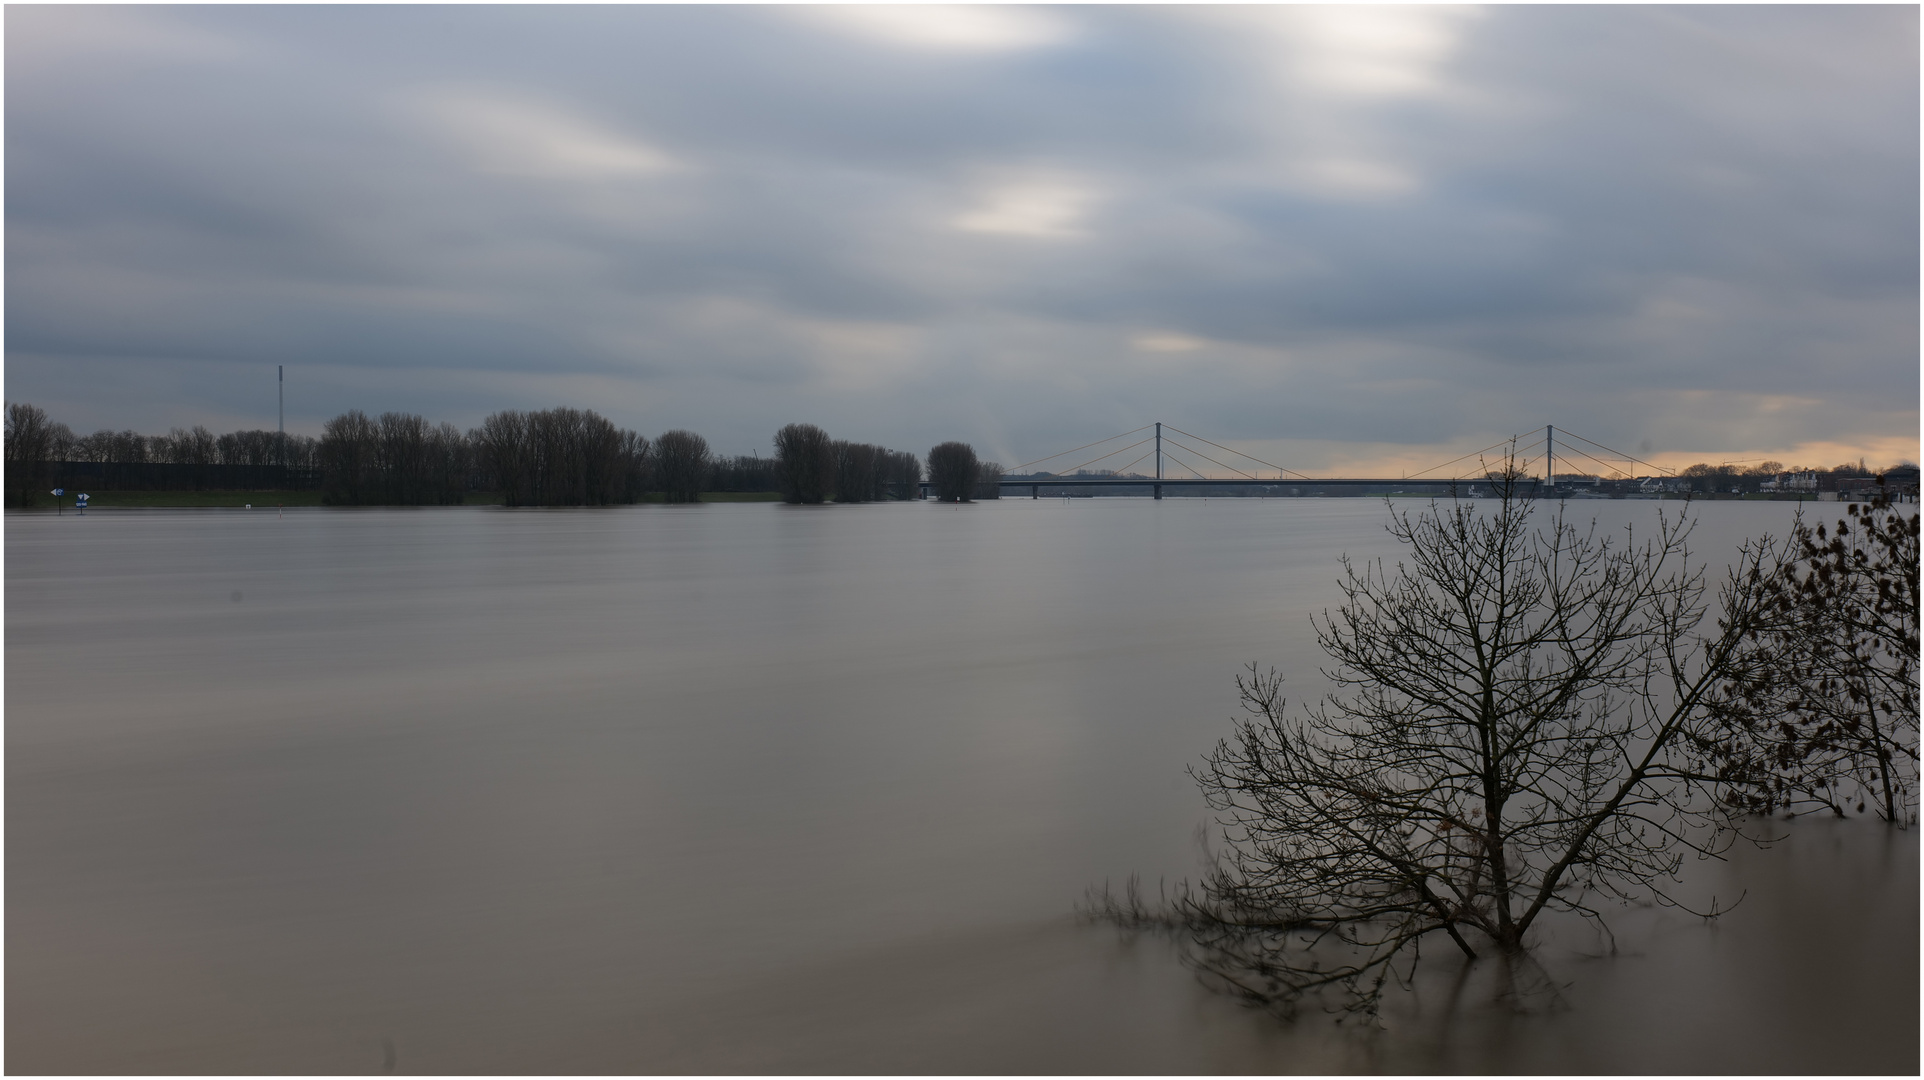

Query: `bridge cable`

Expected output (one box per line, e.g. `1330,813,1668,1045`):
1510,433,1551,462
1402,432,1540,480
1552,428,1676,477
1160,425,1315,480
1160,436,1260,480
1113,450,1157,477
1451,435,1548,483
1550,444,1620,479
1162,438,1256,479
1052,436,1157,478
1553,444,1635,481
1168,449,1211,480
1158,447,1210,480
1006,425,1155,474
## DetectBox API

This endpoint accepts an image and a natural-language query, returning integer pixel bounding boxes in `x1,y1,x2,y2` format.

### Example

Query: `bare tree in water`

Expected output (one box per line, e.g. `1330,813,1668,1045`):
654,429,712,503
928,441,978,502
774,423,834,504
469,407,647,506
1092,476,1786,1018
974,460,1004,500
886,450,922,500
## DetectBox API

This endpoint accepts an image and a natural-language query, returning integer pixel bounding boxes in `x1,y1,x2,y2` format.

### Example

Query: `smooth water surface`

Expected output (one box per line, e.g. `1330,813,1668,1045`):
7,499,1916,1073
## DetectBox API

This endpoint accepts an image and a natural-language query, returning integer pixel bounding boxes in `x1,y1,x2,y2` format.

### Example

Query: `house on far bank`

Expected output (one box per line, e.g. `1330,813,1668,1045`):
1760,471,1818,494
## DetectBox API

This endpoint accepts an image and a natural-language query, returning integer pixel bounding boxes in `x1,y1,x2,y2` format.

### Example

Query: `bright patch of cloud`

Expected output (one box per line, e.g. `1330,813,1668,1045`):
1285,6,1472,97
953,181,1094,238
1292,157,1419,199
413,91,684,180
1220,5,1478,99
800,5,1073,52
1132,332,1209,353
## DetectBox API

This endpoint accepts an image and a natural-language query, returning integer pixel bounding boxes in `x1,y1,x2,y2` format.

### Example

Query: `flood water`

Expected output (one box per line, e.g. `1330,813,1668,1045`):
7,498,1916,1073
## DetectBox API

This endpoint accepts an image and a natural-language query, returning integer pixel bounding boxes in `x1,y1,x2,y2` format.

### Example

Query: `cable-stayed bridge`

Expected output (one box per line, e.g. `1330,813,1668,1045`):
924,424,1674,499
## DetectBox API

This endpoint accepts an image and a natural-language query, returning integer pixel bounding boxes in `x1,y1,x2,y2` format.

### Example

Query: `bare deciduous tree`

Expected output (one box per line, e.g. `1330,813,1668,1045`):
833,440,878,503
429,422,472,504
1093,480,1784,1017
974,460,1004,500
655,429,712,503
471,409,532,505
377,412,433,504
774,423,835,504
469,407,646,506
928,441,979,502
887,450,922,500
711,453,779,493
168,425,219,467
5,401,56,507
215,429,283,468
320,410,380,504
828,439,918,502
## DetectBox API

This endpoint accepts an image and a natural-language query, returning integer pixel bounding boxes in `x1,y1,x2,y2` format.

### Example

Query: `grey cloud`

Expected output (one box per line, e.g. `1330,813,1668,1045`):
6,6,1914,466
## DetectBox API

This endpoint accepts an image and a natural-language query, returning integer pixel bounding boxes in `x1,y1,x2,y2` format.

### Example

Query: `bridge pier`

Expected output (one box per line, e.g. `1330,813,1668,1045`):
1154,483,1162,500
1031,484,1039,499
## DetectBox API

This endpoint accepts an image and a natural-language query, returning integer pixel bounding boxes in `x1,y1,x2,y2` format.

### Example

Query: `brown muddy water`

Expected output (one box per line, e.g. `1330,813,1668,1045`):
6,499,1916,1073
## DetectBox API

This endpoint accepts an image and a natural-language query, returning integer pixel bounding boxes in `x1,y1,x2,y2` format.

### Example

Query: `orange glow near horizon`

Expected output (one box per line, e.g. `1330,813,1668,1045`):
1078,433,1921,481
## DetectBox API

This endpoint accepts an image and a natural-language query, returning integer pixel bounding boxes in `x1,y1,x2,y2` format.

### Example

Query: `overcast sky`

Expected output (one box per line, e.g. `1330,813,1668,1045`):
6,5,1917,473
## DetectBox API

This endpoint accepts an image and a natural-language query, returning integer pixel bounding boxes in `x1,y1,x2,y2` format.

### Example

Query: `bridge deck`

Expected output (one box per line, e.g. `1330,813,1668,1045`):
919,476,1538,491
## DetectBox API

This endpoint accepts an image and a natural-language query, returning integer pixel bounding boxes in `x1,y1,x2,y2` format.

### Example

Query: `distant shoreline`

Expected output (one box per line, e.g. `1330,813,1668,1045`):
7,490,1834,510
10,490,788,509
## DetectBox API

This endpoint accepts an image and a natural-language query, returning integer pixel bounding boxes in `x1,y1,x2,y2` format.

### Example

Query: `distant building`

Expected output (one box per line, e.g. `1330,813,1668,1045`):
1760,471,1817,493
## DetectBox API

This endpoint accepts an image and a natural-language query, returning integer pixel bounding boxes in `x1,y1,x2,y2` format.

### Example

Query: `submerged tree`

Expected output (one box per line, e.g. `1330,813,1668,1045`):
321,410,469,505
1094,480,1785,1017
774,423,835,504
654,429,712,503
1709,478,1919,823
886,449,922,500
469,407,646,507
928,441,979,502
832,439,879,503
974,460,1005,500
711,453,780,494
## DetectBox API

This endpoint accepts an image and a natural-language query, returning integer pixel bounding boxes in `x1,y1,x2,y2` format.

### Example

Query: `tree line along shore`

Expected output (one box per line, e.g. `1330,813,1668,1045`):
10,399,1904,509
2,402,1009,508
